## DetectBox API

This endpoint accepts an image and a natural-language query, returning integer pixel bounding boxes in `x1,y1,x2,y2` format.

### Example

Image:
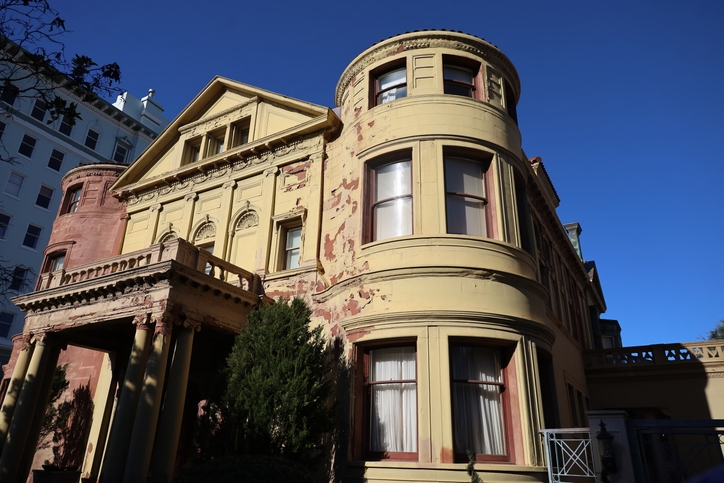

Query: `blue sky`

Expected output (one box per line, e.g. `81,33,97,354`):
55,0,724,346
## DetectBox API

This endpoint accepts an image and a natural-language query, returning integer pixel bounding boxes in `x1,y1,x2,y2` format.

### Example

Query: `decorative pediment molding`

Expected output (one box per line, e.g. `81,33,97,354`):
178,96,259,136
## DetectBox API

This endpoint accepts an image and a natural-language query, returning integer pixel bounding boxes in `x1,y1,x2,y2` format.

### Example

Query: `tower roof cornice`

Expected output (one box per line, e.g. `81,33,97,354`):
335,30,520,107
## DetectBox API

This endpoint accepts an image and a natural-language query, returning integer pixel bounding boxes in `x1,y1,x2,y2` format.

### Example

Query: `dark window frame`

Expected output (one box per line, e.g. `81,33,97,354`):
443,147,494,238
65,186,83,214
365,150,414,243
353,340,419,461
8,266,28,291
84,128,100,150
58,115,73,136
442,55,481,99
112,142,129,163
30,98,47,121
22,223,42,249
0,212,10,239
449,340,514,463
370,60,408,107
35,185,54,209
18,134,37,158
1,83,19,106
47,149,64,172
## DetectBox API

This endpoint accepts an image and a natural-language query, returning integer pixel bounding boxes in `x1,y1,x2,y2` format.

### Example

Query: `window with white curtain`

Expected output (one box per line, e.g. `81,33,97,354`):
450,345,506,458
370,158,412,242
368,346,417,456
373,65,407,106
444,155,491,237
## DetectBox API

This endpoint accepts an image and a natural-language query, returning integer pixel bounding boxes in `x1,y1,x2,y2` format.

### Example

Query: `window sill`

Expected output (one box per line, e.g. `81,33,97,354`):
264,261,319,281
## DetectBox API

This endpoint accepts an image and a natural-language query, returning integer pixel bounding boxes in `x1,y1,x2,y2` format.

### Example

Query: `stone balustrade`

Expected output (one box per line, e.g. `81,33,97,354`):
36,238,261,294
584,342,724,368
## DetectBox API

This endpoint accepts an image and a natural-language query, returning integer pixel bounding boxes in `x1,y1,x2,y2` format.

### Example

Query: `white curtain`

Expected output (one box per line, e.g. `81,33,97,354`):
369,347,417,453
450,346,505,455
374,161,412,240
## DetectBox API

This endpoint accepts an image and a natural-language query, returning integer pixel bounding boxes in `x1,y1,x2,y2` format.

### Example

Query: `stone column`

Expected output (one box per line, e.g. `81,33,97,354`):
256,166,278,272
122,312,174,483
100,315,153,483
0,336,33,452
149,320,199,482
18,343,62,480
0,334,55,482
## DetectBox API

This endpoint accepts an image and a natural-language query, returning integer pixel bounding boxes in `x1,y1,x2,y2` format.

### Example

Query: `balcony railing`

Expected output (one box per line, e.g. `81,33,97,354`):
35,238,262,294
540,428,596,482
584,342,724,368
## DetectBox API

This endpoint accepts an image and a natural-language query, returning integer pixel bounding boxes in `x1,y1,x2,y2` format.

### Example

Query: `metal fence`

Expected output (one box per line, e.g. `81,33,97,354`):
541,428,597,483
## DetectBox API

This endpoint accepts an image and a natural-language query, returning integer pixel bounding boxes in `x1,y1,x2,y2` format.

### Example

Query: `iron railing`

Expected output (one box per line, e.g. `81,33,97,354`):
540,428,597,483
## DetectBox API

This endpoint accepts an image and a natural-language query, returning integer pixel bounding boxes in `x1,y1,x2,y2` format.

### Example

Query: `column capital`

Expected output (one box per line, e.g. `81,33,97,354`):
184,192,199,202
264,166,279,177
222,180,237,190
182,319,202,332
150,203,163,213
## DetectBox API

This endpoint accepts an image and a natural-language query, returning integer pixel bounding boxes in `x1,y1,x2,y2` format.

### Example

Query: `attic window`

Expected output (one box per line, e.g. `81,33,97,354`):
183,137,201,164
205,128,226,157
229,119,250,148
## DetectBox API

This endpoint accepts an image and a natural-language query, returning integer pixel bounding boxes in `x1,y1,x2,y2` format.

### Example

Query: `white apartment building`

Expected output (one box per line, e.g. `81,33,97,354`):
0,83,169,363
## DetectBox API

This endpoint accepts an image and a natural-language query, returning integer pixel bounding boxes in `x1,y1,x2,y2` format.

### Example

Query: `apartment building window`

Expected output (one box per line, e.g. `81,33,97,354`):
0,311,14,338
368,155,412,242
8,266,28,291
444,152,492,237
0,121,6,139
1,83,19,106
35,185,54,209
84,129,100,150
22,224,42,249
366,346,417,458
373,63,407,106
450,344,508,461
113,142,129,163
30,99,47,121
18,134,37,158
65,187,82,213
0,212,10,239
567,383,588,427
47,149,64,171
58,115,73,136
3,172,24,197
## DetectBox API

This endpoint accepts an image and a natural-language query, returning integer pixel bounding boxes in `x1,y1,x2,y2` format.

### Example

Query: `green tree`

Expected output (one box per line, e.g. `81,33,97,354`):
224,298,334,469
708,319,724,340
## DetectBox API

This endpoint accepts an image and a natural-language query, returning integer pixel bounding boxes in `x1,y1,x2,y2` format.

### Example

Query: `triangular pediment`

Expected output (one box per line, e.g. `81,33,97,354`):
112,77,339,193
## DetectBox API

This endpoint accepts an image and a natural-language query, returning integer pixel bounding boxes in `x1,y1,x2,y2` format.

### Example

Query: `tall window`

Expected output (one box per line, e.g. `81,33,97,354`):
368,346,417,457
503,80,518,124
229,119,250,148
373,64,407,106
444,154,491,237
1,83,18,106
48,253,65,272
205,129,225,157
450,345,507,459
0,212,10,239
282,226,302,270
369,158,412,242
22,224,42,249
183,138,201,164
35,185,54,209
48,149,64,172
113,143,129,163
0,311,14,338
18,134,37,158
8,266,28,291
58,115,73,136
3,172,24,197
85,129,100,150
30,99,47,121
443,58,478,98
66,187,82,213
